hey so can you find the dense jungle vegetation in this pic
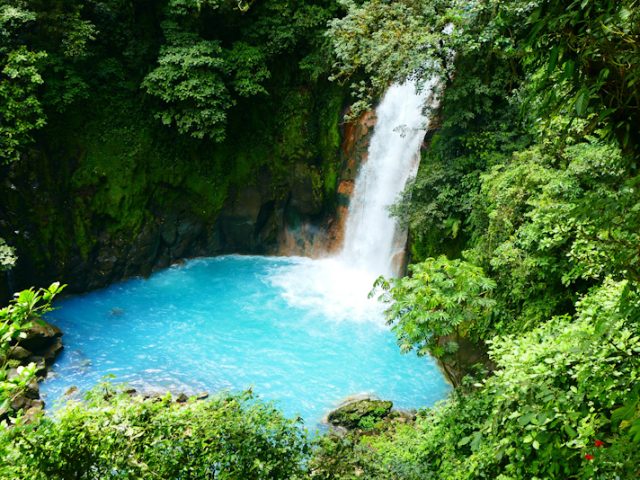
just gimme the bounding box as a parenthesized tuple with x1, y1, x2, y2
(1, 0, 639, 478)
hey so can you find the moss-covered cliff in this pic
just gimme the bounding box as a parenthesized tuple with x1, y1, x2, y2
(1, 81, 346, 292)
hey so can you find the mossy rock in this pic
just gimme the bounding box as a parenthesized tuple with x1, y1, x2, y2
(327, 399, 393, 430)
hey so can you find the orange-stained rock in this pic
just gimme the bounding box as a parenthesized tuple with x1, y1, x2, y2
(341, 110, 376, 177)
(276, 107, 377, 258)
(337, 180, 354, 197)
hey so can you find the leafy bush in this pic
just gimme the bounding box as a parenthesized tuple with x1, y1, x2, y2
(142, 35, 234, 142)
(0, 46, 47, 162)
(314, 280, 640, 479)
(373, 256, 495, 361)
(0, 386, 310, 479)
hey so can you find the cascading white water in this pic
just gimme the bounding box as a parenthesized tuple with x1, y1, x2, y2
(339, 79, 436, 277)
(270, 79, 436, 322)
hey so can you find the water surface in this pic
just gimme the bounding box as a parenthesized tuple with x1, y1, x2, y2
(42, 255, 450, 426)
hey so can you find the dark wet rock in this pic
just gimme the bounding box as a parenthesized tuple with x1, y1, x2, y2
(24, 356, 48, 378)
(24, 378, 40, 399)
(219, 187, 264, 251)
(327, 398, 393, 430)
(23, 402, 45, 422)
(388, 409, 417, 424)
(42, 337, 64, 365)
(196, 392, 209, 400)
(2, 318, 65, 424)
(64, 386, 79, 396)
(160, 215, 178, 246)
(9, 318, 64, 376)
(11, 394, 30, 412)
(8, 376, 42, 415)
(30, 399, 44, 410)
(8, 345, 32, 360)
(19, 321, 62, 352)
(172, 220, 203, 258)
(176, 393, 189, 403)
(289, 164, 323, 216)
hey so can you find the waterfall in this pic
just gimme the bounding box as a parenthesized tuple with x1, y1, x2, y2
(340, 79, 436, 277)
(270, 79, 436, 322)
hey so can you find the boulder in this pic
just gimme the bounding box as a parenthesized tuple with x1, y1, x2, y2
(8, 345, 32, 361)
(327, 398, 393, 430)
(42, 337, 64, 365)
(64, 386, 79, 396)
(219, 186, 265, 251)
(20, 321, 62, 352)
(175, 393, 189, 403)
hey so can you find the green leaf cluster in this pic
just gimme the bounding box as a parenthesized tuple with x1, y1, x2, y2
(0, 385, 309, 479)
(0, 46, 46, 163)
(374, 256, 495, 360)
(329, 1, 640, 478)
(0, 238, 16, 271)
(142, 35, 235, 142)
(142, 0, 339, 141)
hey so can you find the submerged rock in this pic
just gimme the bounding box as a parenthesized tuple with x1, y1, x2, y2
(64, 386, 79, 396)
(42, 337, 63, 365)
(327, 398, 393, 430)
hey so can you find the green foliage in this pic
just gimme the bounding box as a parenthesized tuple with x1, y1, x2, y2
(330, 0, 640, 150)
(0, 238, 16, 271)
(226, 42, 270, 97)
(330, 2, 640, 479)
(519, 0, 640, 151)
(0, 385, 309, 479)
(315, 280, 640, 479)
(142, 35, 234, 141)
(0, 46, 46, 162)
(167, 0, 235, 16)
(143, 0, 339, 140)
(2, 1, 638, 479)
(467, 140, 640, 333)
(373, 256, 495, 360)
(0, 283, 63, 420)
(328, 0, 454, 116)
(0, 3, 35, 42)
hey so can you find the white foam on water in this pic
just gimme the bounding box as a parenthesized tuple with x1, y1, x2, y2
(268, 257, 385, 324)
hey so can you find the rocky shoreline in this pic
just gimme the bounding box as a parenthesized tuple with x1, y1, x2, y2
(2, 319, 63, 423)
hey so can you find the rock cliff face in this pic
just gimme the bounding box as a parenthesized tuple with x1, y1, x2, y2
(325, 109, 377, 253)
(0, 89, 378, 298)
